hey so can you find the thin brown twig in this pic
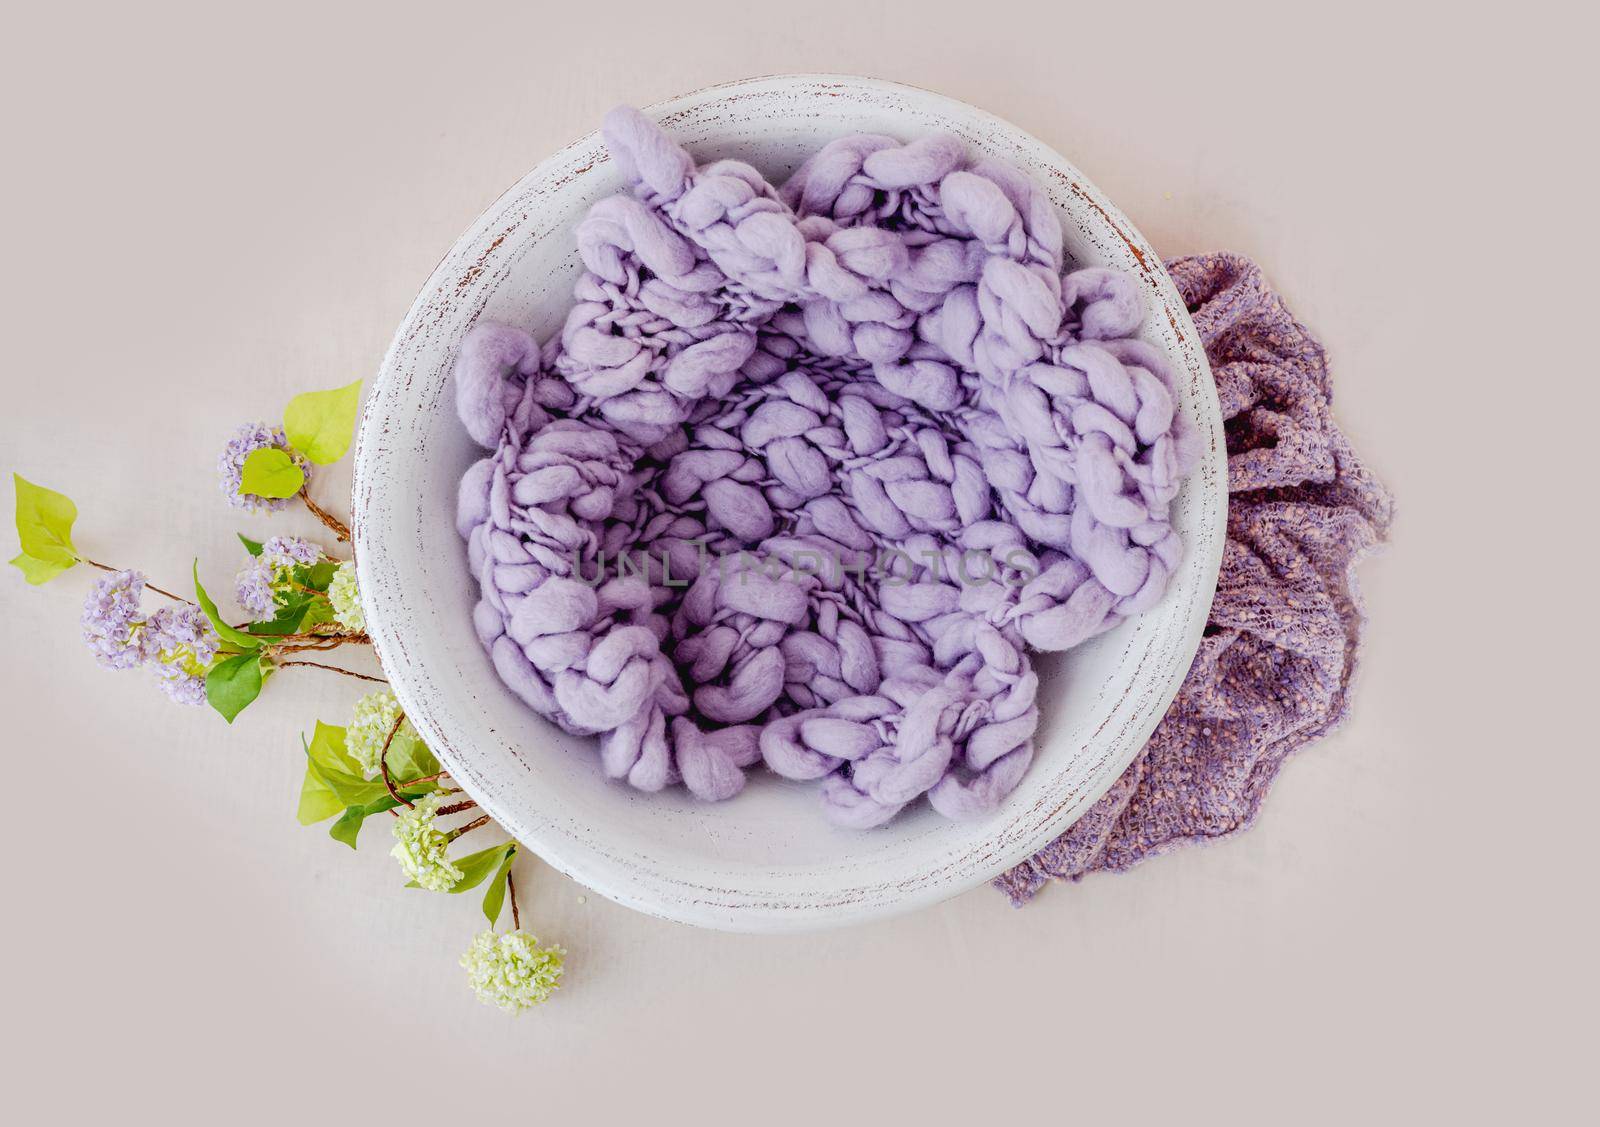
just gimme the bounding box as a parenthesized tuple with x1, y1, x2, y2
(79, 558, 192, 604)
(274, 640, 342, 654)
(276, 659, 386, 683)
(436, 798, 480, 818)
(448, 814, 491, 840)
(508, 869, 521, 931)
(379, 711, 411, 807)
(271, 635, 366, 655)
(267, 630, 370, 646)
(299, 488, 351, 542)
(228, 628, 368, 649)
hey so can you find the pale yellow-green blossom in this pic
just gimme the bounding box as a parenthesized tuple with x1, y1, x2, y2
(461, 929, 566, 1013)
(390, 792, 462, 892)
(349, 689, 413, 778)
(328, 559, 365, 633)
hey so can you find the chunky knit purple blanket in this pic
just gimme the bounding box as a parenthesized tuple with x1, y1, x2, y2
(454, 108, 1199, 828)
(998, 253, 1393, 901)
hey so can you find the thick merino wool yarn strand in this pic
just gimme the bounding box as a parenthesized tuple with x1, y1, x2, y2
(455, 108, 1199, 827)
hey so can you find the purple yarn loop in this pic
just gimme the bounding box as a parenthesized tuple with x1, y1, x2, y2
(454, 107, 1199, 827)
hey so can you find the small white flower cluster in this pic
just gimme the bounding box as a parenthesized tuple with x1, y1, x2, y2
(348, 689, 411, 778)
(460, 929, 566, 1013)
(389, 792, 463, 893)
(328, 560, 365, 633)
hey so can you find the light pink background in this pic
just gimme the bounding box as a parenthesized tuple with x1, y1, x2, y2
(0, 2, 1589, 1123)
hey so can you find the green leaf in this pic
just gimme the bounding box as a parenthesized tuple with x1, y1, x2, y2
(481, 845, 518, 925)
(304, 722, 439, 811)
(237, 533, 264, 557)
(305, 722, 360, 775)
(10, 474, 79, 584)
(239, 447, 305, 500)
(283, 379, 363, 465)
(297, 599, 336, 633)
(11, 474, 78, 561)
(299, 559, 337, 592)
(245, 593, 313, 636)
(328, 806, 369, 848)
(206, 652, 264, 723)
(327, 794, 413, 849)
(10, 552, 71, 584)
(384, 727, 441, 788)
(308, 761, 388, 808)
(443, 842, 515, 895)
(192, 561, 262, 650)
(296, 759, 345, 825)
(299, 725, 437, 846)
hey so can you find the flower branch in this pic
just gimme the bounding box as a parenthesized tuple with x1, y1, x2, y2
(299, 487, 351, 542)
(12, 377, 566, 1013)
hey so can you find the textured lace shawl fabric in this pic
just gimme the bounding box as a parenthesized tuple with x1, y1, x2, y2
(997, 254, 1394, 902)
(453, 108, 1199, 829)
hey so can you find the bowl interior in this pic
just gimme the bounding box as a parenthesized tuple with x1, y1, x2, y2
(353, 75, 1225, 931)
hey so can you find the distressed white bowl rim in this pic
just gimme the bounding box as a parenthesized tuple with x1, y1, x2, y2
(353, 74, 1225, 933)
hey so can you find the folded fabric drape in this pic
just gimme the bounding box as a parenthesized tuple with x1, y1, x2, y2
(998, 253, 1393, 902)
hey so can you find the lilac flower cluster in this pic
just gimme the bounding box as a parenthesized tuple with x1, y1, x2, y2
(235, 536, 325, 620)
(81, 568, 149, 669)
(144, 604, 222, 706)
(80, 568, 220, 705)
(217, 422, 309, 513)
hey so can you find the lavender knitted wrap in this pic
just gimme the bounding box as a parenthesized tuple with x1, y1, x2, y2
(454, 108, 1198, 828)
(1000, 254, 1394, 898)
